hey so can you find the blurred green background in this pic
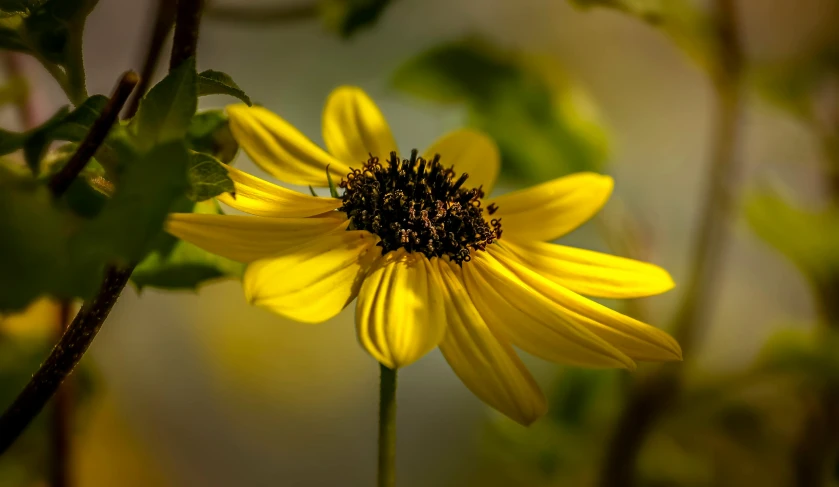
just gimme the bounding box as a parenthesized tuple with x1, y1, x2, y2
(1, 0, 838, 485)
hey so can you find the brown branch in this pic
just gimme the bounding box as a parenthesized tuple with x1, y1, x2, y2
(598, 0, 746, 485)
(0, 268, 133, 454)
(50, 302, 73, 487)
(204, 1, 318, 24)
(124, 0, 177, 119)
(170, 0, 205, 71)
(47, 71, 139, 197)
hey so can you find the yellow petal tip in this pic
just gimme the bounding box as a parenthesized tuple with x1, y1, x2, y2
(225, 103, 250, 116)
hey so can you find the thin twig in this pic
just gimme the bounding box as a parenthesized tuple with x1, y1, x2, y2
(48, 71, 139, 197)
(50, 302, 72, 487)
(598, 0, 745, 485)
(0, 268, 133, 454)
(125, 0, 177, 119)
(204, 1, 318, 24)
(0, 0, 206, 455)
(170, 0, 205, 71)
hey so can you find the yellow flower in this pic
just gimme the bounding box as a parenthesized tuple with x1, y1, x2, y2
(167, 86, 681, 425)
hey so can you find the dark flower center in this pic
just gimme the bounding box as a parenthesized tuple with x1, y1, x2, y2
(338, 149, 502, 264)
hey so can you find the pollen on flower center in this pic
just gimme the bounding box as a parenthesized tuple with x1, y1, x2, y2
(338, 149, 502, 264)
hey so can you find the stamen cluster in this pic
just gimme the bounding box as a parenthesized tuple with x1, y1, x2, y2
(338, 150, 502, 264)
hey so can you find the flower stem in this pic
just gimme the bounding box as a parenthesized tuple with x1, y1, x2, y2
(378, 363, 397, 487)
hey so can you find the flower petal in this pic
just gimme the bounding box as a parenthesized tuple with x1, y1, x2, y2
(423, 129, 500, 195)
(488, 245, 682, 362)
(462, 251, 636, 370)
(356, 249, 447, 369)
(244, 230, 379, 324)
(501, 240, 675, 298)
(166, 212, 348, 263)
(436, 259, 547, 426)
(322, 86, 398, 165)
(217, 164, 343, 217)
(492, 173, 613, 242)
(227, 104, 351, 186)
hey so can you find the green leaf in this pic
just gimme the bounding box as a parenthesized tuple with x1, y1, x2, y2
(187, 152, 234, 202)
(197, 70, 252, 106)
(757, 328, 839, 386)
(186, 110, 239, 163)
(743, 190, 839, 283)
(21, 105, 70, 173)
(26, 96, 107, 173)
(48, 94, 107, 140)
(75, 141, 190, 265)
(132, 199, 244, 290)
(0, 96, 106, 174)
(0, 127, 27, 154)
(320, 0, 393, 37)
(750, 46, 839, 121)
(392, 38, 610, 182)
(132, 57, 198, 148)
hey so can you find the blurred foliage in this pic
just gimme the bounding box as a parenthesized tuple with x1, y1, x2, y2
(0, 300, 169, 486)
(757, 328, 839, 387)
(744, 189, 839, 286)
(321, 0, 393, 38)
(0, 0, 98, 103)
(0, 94, 107, 174)
(751, 45, 839, 122)
(567, 0, 719, 74)
(392, 37, 609, 183)
(0, 54, 251, 310)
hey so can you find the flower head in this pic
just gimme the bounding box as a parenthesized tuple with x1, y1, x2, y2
(167, 86, 681, 425)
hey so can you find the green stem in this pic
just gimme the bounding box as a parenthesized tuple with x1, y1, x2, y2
(64, 31, 88, 105)
(377, 364, 397, 487)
